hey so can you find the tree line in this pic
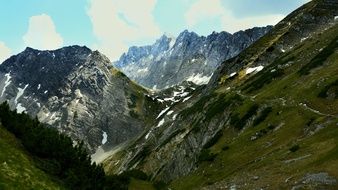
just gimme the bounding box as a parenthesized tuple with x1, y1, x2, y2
(0, 102, 132, 190)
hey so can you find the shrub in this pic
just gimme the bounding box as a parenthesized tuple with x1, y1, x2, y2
(121, 169, 149, 181)
(153, 180, 167, 190)
(253, 107, 273, 126)
(222, 145, 230, 151)
(289, 145, 300, 152)
(231, 104, 259, 130)
(318, 79, 338, 99)
(198, 149, 217, 162)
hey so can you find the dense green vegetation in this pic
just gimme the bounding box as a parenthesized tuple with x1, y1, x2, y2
(0, 102, 154, 190)
(230, 104, 259, 130)
(0, 125, 64, 189)
(318, 79, 338, 98)
(198, 149, 217, 162)
(0, 102, 105, 189)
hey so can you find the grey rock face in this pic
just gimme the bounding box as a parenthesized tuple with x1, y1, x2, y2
(0, 46, 150, 153)
(114, 27, 272, 89)
(105, 0, 338, 184)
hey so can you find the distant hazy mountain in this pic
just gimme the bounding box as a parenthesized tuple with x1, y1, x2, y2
(114, 27, 272, 89)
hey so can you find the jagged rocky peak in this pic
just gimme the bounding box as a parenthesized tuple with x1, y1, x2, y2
(175, 29, 200, 42)
(0, 45, 155, 154)
(114, 26, 272, 89)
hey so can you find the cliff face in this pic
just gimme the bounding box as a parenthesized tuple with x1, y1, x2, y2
(114, 27, 272, 89)
(0, 46, 157, 153)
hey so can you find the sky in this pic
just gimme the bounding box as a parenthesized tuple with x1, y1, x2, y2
(0, 0, 310, 62)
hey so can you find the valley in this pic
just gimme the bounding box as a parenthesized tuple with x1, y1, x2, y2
(0, 0, 337, 189)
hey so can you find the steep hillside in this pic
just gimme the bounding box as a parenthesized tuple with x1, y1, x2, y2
(0, 125, 64, 189)
(114, 27, 271, 89)
(104, 0, 338, 189)
(0, 46, 159, 153)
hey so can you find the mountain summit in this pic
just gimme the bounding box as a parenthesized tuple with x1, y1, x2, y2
(0, 46, 157, 153)
(114, 27, 272, 89)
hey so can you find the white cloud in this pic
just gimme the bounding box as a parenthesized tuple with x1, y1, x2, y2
(23, 14, 63, 50)
(87, 0, 161, 61)
(0, 41, 11, 64)
(221, 13, 285, 33)
(185, 0, 286, 34)
(185, 0, 224, 27)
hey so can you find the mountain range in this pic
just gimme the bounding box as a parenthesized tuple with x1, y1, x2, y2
(114, 27, 271, 89)
(0, 0, 337, 189)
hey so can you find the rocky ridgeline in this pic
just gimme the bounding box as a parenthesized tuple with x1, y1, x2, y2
(0, 46, 154, 153)
(114, 27, 272, 89)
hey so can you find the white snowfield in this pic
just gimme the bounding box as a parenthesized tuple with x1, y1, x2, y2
(14, 84, 29, 104)
(1, 73, 11, 97)
(246, 66, 264, 74)
(102, 131, 108, 145)
(186, 73, 212, 85)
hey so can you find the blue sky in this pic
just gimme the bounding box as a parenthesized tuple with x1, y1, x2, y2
(0, 0, 310, 62)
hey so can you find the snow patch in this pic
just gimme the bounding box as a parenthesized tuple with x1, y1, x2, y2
(246, 66, 264, 74)
(1, 73, 12, 97)
(14, 84, 29, 104)
(230, 72, 237, 77)
(182, 96, 192, 102)
(156, 118, 165, 128)
(145, 130, 152, 139)
(186, 73, 212, 85)
(44, 90, 48, 94)
(157, 99, 164, 103)
(16, 103, 26, 113)
(334, 16, 338, 20)
(167, 110, 174, 115)
(37, 84, 41, 90)
(137, 68, 148, 74)
(157, 107, 170, 119)
(172, 114, 178, 120)
(164, 97, 177, 102)
(102, 131, 108, 145)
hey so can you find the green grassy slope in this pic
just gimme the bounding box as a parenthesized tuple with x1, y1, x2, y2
(0, 126, 64, 190)
(170, 20, 338, 190)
